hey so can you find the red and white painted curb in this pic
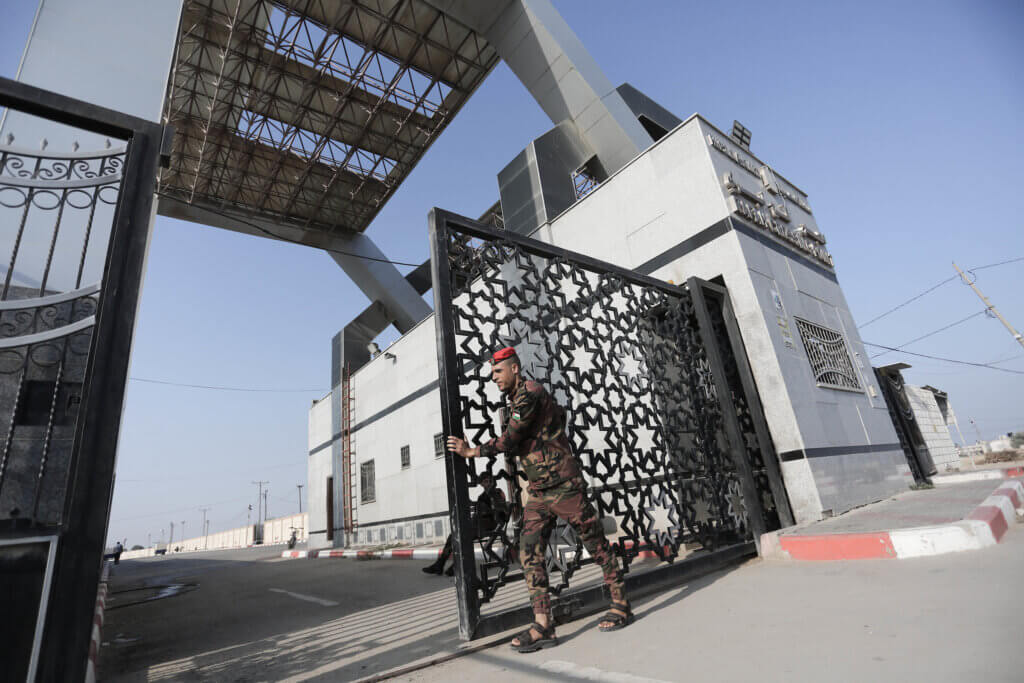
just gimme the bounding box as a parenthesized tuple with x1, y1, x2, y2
(762, 479, 1024, 561)
(84, 563, 110, 683)
(282, 540, 667, 561)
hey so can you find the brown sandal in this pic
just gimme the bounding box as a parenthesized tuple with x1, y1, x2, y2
(511, 621, 558, 653)
(597, 600, 634, 631)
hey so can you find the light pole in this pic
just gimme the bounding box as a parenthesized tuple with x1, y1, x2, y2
(297, 484, 304, 514)
(199, 507, 210, 549)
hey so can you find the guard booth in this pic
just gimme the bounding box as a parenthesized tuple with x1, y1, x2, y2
(429, 209, 792, 639)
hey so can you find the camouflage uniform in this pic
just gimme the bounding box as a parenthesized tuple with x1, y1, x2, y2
(480, 379, 625, 618)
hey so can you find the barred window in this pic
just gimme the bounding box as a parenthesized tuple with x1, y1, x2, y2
(794, 318, 862, 392)
(400, 445, 410, 469)
(360, 460, 375, 503)
(434, 433, 445, 458)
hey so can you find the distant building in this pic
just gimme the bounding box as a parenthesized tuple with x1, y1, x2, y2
(985, 435, 1015, 454)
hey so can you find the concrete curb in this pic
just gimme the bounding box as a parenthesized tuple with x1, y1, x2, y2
(761, 479, 1024, 561)
(84, 562, 110, 683)
(282, 541, 666, 561)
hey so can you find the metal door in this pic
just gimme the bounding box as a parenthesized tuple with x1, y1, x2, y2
(0, 76, 168, 681)
(428, 209, 788, 639)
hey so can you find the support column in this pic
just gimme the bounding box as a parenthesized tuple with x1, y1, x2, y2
(426, 0, 651, 173)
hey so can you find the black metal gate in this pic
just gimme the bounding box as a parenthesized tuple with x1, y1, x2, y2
(428, 209, 790, 639)
(0, 76, 168, 681)
(874, 365, 935, 484)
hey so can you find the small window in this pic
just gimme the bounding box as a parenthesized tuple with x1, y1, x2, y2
(400, 445, 410, 469)
(434, 433, 445, 458)
(794, 318, 862, 392)
(360, 460, 375, 503)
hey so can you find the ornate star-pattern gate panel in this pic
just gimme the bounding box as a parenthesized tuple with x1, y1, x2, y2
(429, 209, 788, 639)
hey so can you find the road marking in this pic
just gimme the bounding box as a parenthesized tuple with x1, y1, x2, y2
(268, 588, 338, 607)
(540, 660, 673, 683)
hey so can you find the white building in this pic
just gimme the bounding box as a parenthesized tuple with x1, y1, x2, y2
(308, 110, 916, 548)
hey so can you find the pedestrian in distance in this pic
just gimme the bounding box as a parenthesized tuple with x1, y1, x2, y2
(447, 346, 633, 653)
(113, 541, 123, 565)
(423, 471, 509, 576)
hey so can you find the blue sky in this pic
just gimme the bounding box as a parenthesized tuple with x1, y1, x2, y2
(3, 1, 1022, 546)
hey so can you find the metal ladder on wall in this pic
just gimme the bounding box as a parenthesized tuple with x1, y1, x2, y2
(341, 363, 358, 544)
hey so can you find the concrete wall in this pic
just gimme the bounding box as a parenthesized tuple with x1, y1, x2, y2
(904, 386, 960, 472)
(160, 524, 258, 554)
(533, 115, 909, 521)
(348, 318, 448, 544)
(262, 513, 308, 545)
(307, 393, 333, 549)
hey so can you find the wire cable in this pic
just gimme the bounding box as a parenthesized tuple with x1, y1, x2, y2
(870, 310, 987, 359)
(859, 276, 957, 328)
(129, 376, 326, 393)
(860, 255, 1023, 328)
(862, 342, 1024, 375)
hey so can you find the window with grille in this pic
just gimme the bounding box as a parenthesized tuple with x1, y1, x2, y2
(360, 460, 375, 503)
(794, 318, 863, 392)
(400, 445, 410, 469)
(434, 433, 444, 458)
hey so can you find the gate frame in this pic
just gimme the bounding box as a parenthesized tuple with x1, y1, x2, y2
(0, 76, 170, 681)
(428, 208, 789, 639)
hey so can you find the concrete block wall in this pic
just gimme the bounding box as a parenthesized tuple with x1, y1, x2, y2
(904, 386, 960, 472)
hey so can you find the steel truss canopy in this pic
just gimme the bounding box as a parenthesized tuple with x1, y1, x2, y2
(159, 0, 500, 238)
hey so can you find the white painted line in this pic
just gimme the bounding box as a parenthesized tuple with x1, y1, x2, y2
(268, 588, 338, 607)
(540, 660, 674, 683)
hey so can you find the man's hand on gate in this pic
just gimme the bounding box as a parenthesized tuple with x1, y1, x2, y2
(447, 435, 477, 458)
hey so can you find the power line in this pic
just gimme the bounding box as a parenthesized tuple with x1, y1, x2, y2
(129, 376, 325, 393)
(155, 191, 424, 268)
(863, 342, 1024, 375)
(110, 496, 252, 523)
(859, 276, 956, 328)
(860, 255, 1024, 328)
(870, 310, 987, 359)
(968, 255, 1024, 272)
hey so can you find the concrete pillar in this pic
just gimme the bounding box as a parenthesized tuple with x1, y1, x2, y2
(425, 0, 651, 174)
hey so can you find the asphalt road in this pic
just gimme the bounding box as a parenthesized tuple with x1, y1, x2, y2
(100, 545, 466, 681)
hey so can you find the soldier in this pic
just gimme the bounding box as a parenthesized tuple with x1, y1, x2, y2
(447, 346, 633, 653)
(423, 471, 508, 576)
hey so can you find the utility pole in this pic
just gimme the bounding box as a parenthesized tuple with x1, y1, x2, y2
(953, 262, 1024, 349)
(181, 520, 186, 547)
(169, 521, 174, 546)
(252, 481, 268, 525)
(263, 489, 269, 523)
(297, 484, 304, 514)
(199, 507, 210, 549)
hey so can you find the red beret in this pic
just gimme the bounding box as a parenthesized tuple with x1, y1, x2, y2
(490, 346, 518, 363)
